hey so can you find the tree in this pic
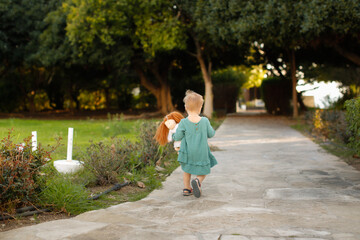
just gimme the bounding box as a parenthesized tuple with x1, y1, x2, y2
(63, 0, 187, 114)
(230, 0, 315, 117)
(0, 0, 59, 112)
(298, 0, 360, 66)
(38, 0, 135, 111)
(176, 0, 249, 118)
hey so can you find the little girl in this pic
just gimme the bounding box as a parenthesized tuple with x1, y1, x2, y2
(170, 90, 217, 198)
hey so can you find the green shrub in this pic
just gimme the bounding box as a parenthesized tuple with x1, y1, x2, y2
(320, 110, 349, 143)
(70, 167, 97, 187)
(0, 131, 59, 211)
(261, 77, 292, 115)
(79, 121, 175, 187)
(212, 67, 247, 114)
(40, 176, 93, 215)
(305, 109, 349, 143)
(137, 121, 168, 166)
(80, 138, 137, 186)
(345, 98, 360, 155)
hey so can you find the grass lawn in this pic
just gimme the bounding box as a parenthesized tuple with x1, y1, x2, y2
(0, 118, 149, 160)
(0, 116, 224, 160)
(0, 116, 225, 232)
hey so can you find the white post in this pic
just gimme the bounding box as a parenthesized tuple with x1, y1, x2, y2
(66, 128, 73, 162)
(32, 131, 37, 152)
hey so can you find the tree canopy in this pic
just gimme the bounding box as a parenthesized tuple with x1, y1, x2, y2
(0, 0, 359, 115)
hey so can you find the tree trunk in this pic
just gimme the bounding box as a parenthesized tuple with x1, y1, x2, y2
(28, 92, 36, 114)
(104, 88, 111, 111)
(135, 67, 174, 115)
(289, 49, 298, 118)
(159, 83, 174, 114)
(69, 86, 80, 112)
(194, 38, 213, 118)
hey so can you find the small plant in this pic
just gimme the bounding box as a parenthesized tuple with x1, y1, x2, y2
(137, 121, 173, 166)
(79, 138, 137, 186)
(40, 175, 93, 215)
(79, 121, 175, 187)
(312, 109, 330, 139)
(143, 166, 162, 190)
(306, 109, 349, 143)
(345, 98, 360, 156)
(0, 130, 59, 212)
(320, 110, 349, 143)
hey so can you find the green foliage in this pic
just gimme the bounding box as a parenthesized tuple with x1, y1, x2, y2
(0, 131, 59, 211)
(345, 98, 360, 155)
(123, 121, 175, 177)
(0, 0, 61, 112)
(0, 78, 23, 112)
(212, 66, 247, 113)
(143, 166, 162, 190)
(212, 67, 247, 87)
(292, 111, 356, 166)
(137, 121, 167, 166)
(0, 118, 139, 161)
(63, 0, 186, 57)
(103, 114, 131, 137)
(80, 138, 136, 186)
(79, 121, 175, 186)
(1, 0, 360, 116)
(261, 77, 292, 115)
(307, 109, 349, 143)
(69, 166, 97, 187)
(40, 175, 93, 215)
(298, 0, 360, 37)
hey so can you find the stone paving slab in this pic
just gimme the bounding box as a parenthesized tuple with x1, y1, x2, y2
(1, 115, 360, 240)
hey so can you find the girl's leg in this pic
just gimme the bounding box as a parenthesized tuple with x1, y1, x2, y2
(183, 172, 191, 189)
(196, 175, 206, 184)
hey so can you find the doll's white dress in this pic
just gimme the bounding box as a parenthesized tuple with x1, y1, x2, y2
(168, 124, 181, 149)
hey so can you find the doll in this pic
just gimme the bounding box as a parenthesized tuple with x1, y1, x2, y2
(154, 111, 184, 151)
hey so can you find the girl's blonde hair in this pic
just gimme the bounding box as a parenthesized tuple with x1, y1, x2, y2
(183, 90, 204, 112)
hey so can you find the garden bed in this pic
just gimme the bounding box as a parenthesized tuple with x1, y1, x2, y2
(0, 116, 224, 232)
(0, 184, 151, 232)
(291, 107, 360, 172)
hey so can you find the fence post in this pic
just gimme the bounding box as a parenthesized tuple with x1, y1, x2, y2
(32, 131, 37, 152)
(66, 128, 73, 162)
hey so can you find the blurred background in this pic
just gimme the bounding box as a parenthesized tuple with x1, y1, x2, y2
(0, 0, 359, 118)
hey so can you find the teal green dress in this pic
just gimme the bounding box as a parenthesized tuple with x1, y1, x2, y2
(172, 117, 217, 175)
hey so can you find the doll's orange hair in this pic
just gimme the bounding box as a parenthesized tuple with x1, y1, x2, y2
(154, 111, 184, 146)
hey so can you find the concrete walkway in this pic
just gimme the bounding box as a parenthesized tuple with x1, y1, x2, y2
(2, 116, 360, 240)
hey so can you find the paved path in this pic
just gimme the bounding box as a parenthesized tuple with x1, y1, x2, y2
(2, 116, 360, 240)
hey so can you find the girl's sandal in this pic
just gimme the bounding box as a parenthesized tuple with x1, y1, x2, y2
(191, 178, 201, 198)
(183, 188, 193, 196)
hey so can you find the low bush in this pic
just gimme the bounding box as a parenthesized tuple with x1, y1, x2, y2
(212, 67, 247, 113)
(0, 131, 59, 212)
(261, 77, 292, 115)
(80, 138, 136, 186)
(306, 109, 349, 143)
(345, 98, 360, 155)
(80, 121, 175, 186)
(40, 176, 94, 215)
(137, 121, 171, 166)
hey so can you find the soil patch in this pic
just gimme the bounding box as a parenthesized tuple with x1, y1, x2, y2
(0, 184, 146, 232)
(1, 212, 70, 232)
